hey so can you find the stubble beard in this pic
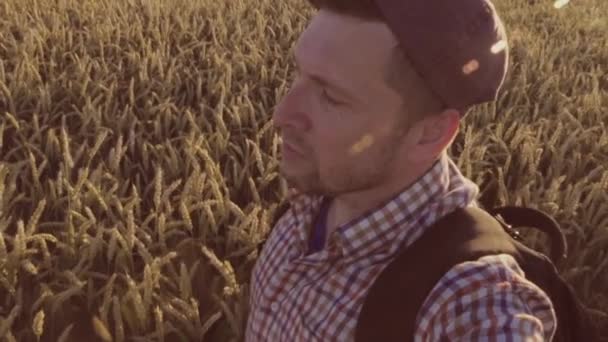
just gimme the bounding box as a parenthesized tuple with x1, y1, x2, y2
(280, 130, 406, 198)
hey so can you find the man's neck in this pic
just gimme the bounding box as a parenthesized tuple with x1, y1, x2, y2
(325, 160, 435, 238)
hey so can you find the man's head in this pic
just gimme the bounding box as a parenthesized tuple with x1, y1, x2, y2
(273, 0, 507, 197)
(272, 3, 461, 197)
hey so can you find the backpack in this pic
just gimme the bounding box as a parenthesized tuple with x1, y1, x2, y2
(259, 203, 600, 342)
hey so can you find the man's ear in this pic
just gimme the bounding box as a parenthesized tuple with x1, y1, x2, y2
(408, 109, 460, 163)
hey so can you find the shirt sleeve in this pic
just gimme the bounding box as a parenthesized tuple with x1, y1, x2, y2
(414, 254, 558, 341)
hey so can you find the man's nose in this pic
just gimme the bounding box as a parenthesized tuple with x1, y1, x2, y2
(272, 84, 312, 133)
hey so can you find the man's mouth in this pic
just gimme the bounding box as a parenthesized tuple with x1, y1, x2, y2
(282, 138, 304, 155)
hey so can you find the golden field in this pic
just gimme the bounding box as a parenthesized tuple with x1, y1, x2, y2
(0, 0, 606, 340)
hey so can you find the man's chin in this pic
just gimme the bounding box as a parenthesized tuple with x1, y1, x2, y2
(281, 173, 302, 191)
(278, 162, 326, 193)
(283, 175, 330, 197)
(280, 171, 306, 192)
(279, 160, 304, 180)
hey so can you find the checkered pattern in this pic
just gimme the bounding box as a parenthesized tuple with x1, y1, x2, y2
(245, 153, 557, 341)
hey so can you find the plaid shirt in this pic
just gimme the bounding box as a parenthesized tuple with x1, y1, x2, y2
(245, 153, 557, 341)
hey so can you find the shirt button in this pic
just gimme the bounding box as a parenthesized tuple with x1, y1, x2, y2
(271, 303, 279, 312)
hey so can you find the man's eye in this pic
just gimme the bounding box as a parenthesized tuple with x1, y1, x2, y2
(322, 89, 341, 105)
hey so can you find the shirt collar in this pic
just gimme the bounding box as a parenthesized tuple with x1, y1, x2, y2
(286, 152, 479, 258)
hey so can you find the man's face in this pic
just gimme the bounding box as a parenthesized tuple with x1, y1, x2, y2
(272, 9, 419, 197)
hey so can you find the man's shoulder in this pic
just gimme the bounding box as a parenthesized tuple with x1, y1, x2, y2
(418, 254, 557, 338)
(429, 253, 554, 303)
(416, 253, 557, 339)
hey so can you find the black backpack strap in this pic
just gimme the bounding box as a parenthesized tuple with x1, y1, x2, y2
(488, 206, 567, 263)
(355, 206, 518, 342)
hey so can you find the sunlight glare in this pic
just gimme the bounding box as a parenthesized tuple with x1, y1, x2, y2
(349, 133, 374, 155)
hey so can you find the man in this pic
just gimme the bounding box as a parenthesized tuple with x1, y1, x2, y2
(246, 0, 557, 340)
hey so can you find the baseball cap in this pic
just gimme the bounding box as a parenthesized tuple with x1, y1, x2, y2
(373, 0, 510, 114)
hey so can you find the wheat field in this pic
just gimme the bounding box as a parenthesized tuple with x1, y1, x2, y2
(0, 0, 606, 340)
